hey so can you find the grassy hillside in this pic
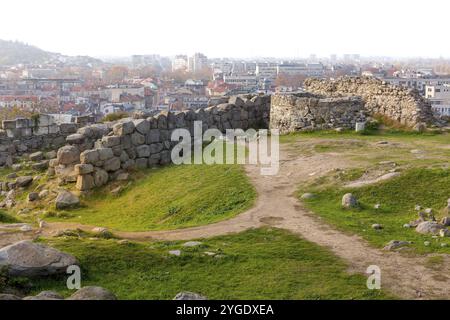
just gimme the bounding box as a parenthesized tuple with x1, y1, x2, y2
(46, 163, 256, 231)
(301, 168, 450, 254)
(28, 228, 392, 299)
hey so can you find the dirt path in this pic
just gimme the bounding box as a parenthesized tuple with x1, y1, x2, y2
(37, 142, 450, 299)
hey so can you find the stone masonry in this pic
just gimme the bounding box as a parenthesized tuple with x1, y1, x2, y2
(304, 76, 438, 127)
(0, 115, 95, 167)
(50, 94, 271, 191)
(270, 93, 366, 134)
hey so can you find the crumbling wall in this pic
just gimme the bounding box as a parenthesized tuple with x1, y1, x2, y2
(270, 93, 366, 134)
(51, 94, 271, 191)
(304, 76, 437, 127)
(0, 115, 95, 168)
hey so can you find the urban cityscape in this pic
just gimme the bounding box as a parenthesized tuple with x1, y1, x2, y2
(2, 43, 450, 126)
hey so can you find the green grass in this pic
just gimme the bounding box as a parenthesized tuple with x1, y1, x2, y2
(0, 210, 19, 223)
(28, 228, 392, 299)
(300, 168, 450, 254)
(47, 163, 256, 231)
(280, 128, 449, 144)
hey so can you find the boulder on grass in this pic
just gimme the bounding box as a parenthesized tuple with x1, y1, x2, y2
(173, 292, 207, 300)
(0, 241, 78, 277)
(55, 190, 80, 210)
(342, 193, 358, 209)
(68, 286, 117, 300)
(415, 221, 445, 235)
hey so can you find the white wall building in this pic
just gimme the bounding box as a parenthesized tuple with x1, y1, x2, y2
(425, 84, 450, 116)
(172, 55, 188, 71)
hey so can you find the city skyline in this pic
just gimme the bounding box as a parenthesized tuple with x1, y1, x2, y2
(1, 0, 450, 59)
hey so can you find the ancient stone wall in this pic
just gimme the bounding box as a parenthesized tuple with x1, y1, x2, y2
(51, 94, 270, 191)
(304, 76, 437, 127)
(270, 93, 366, 134)
(0, 115, 95, 168)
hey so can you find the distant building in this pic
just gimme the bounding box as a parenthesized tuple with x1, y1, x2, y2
(187, 53, 208, 73)
(277, 63, 324, 76)
(172, 55, 188, 71)
(0, 95, 38, 109)
(223, 74, 257, 86)
(425, 84, 450, 116)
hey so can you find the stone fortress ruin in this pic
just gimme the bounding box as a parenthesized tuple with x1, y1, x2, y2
(0, 76, 445, 194)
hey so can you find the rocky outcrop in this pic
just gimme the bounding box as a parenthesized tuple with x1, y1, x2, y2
(0, 241, 78, 277)
(303, 76, 438, 127)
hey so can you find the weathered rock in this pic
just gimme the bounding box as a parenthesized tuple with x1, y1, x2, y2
(372, 224, 383, 230)
(57, 145, 80, 165)
(134, 119, 150, 135)
(301, 193, 315, 200)
(103, 157, 121, 172)
(80, 149, 99, 164)
(384, 240, 411, 251)
(15, 176, 33, 188)
(74, 164, 94, 175)
(32, 160, 49, 171)
(27, 192, 39, 202)
(55, 190, 80, 210)
(342, 193, 358, 208)
(439, 229, 450, 237)
(68, 286, 117, 300)
(173, 292, 207, 300)
(415, 221, 445, 235)
(113, 121, 135, 136)
(29, 151, 44, 161)
(76, 174, 95, 191)
(93, 168, 109, 187)
(183, 241, 202, 247)
(66, 133, 85, 144)
(136, 145, 150, 158)
(0, 241, 78, 277)
(169, 250, 181, 256)
(97, 148, 114, 161)
(23, 291, 64, 300)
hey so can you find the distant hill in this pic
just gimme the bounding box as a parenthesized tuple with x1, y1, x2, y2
(0, 39, 103, 66)
(0, 40, 56, 65)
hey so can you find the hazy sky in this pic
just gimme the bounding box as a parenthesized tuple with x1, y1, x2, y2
(1, 0, 449, 58)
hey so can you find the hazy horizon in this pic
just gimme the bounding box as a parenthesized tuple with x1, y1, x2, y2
(1, 0, 449, 59)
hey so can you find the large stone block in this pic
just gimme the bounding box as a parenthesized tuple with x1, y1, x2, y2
(76, 174, 95, 191)
(103, 157, 121, 172)
(57, 145, 80, 165)
(136, 145, 150, 158)
(80, 149, 99, 164)
(97, 148, 114, 161)
(131, 132, 145, 145)
(113, 120, 135, 136)
(146, 129, 160, 144)
(134, 119, 150, 135)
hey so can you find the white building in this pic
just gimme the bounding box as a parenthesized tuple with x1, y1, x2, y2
(425, 84, 450, 116)
(223, 74, 257, 86)
(277, 63, 324, 76)
(255, 64, 278, 80)
(188, 53, 208, 73)
(172, 55, 188, 71)
(383, 77, 450, 94)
